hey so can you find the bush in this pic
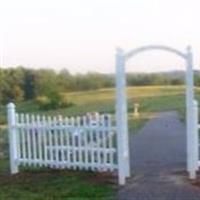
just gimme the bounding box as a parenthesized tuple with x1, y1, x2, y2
(36, 92, 74, 110)
(35, 95, 51, 110)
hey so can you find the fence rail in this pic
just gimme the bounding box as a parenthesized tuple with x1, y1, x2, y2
(7, 103, 117, 174)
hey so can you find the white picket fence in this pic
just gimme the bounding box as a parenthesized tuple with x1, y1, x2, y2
(7, 103, 117, 174)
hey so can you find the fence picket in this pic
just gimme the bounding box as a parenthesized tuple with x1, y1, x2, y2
(52, 117, 58, 168)
(20, 114, 26, 162)
(47, 116, 53, 167)
(64, 117, 70, 168)
(16, 114, 21, 165)
(107, 114, 113, 170)
(76, 116, 81, 169)
(101, 115, 107, 171)
(96, 115, 101, 170)
(88, 114, 94, 170)
(70, 117, 76, 169)
(58, 116, 65, 168)
(15, 114, 21, 160)
(42, 116, 47, 166)
(30, 115, 36, 166)
(25, 114, 31, 165)
(82, 116, 88, 170)
(35, 115, 41, 166)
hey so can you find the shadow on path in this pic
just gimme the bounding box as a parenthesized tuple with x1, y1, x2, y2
(118, 111, 200, 200)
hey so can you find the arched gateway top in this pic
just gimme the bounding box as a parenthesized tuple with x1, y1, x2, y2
(115, 44, 196, 185)
(124, 45, 189, 61)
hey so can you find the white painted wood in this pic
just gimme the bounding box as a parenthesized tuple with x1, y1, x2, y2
(115, 44, 196, 183)
(52, 116, 59, 168)
(47, 116, 53, 167)
(9, 109, 117, 176)
(193, 100, 199, 171)
(59, 116, 65, 168)
(25, 114, 31, 166)
(77, 116, 82, 169)
(121, 59, 131, 178)
(15, 113, 20, 165)
(125, 45, 187, 61)
(83, 116, 89, 170)
(36, 115, 43, 166)
(20, 114, 26, 162)
(88, 114, 94, 170)
(64, 117, 71, 168)
(96, 115, 101, 170)
(31, 115, 37, 166)
(101, 115, 106, 171)
(73, 117, 78, 168)
(108, 115, 114, 170)
(42, 115, 47, 166)
(7, 103, 19, 174)
(70, 117, 76, 169)
(15, 114, 21, 159)
(115, 48, 126, 185)
(186, 46, 195, 179)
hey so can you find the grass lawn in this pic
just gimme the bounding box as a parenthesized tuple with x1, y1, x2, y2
(0, 85, 200, 199)
(2, 85, 198, 133)
(0, 159, 116, 200)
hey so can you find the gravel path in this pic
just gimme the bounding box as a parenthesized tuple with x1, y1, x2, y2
(118, 111, 200, 200)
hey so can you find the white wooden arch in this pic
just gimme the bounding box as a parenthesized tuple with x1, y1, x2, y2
(115, 45, 198, 185)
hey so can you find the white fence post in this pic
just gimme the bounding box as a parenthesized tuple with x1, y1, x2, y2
(115, 48, 126, 185)
(7, 102, 19, 174)
(193, 100, 199, 171)
(123, 68, 131, 179)
(186, 46, 195, 179)
(118, 49, 130, 178)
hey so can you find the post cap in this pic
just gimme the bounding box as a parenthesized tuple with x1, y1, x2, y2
(116, 47, 124, 55)
(7, 102, 15, 109)
(187, 45, 192, 53)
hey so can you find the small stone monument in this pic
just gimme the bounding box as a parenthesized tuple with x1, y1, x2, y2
(133, 103, 140, 117)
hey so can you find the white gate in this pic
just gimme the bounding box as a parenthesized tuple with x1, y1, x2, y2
(115, 45, 198, 185)
(7, 104, 117, 174)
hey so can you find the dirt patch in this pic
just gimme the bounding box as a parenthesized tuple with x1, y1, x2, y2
(0, 168, 117, 187)
(87, 171, 117, 185)
(190, 173, 200, 188)
(171, 170, 200, 188)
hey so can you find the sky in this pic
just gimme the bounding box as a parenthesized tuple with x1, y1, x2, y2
(1, 0, 200, 74)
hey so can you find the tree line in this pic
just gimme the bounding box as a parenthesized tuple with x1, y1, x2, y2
(0, 67, 114, 104)
(0, 66, 200, 104)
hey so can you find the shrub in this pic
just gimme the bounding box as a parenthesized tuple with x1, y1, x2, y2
(35, 95, 51, 110)
(36, 92, 74, 110)
(48, 91, 61, 109)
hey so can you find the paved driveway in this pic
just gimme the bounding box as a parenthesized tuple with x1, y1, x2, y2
(118, 111, 200, 200)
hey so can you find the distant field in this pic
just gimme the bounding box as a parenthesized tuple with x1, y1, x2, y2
(1, 85, 200, 133)
(1, 85, 200, 199)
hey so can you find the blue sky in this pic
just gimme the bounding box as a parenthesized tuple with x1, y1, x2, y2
(1, 0, 200, 73)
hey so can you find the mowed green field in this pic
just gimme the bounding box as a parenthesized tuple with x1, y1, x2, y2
(0, 85, 200, 199)
(5, 85, 200, 132)
(0, 86, 190, 123)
